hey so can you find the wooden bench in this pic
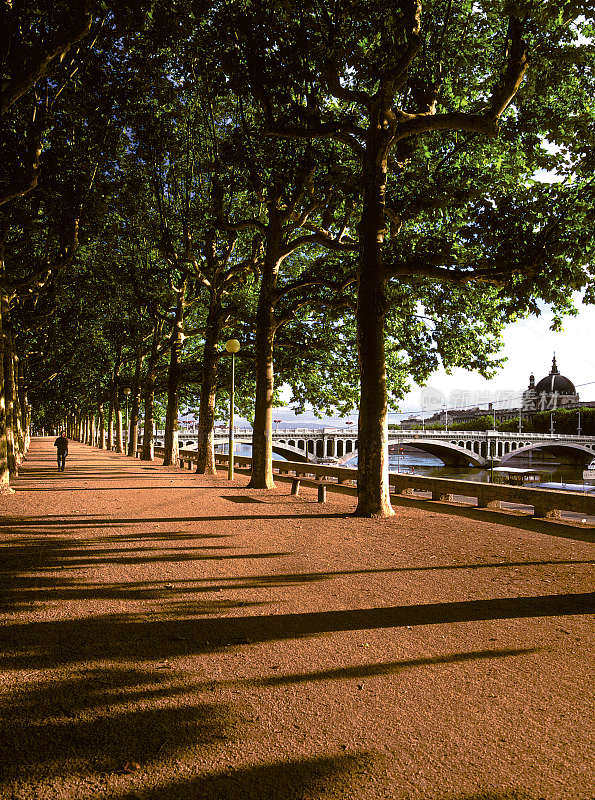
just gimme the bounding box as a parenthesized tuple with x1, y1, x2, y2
(291, 477, 330, 503)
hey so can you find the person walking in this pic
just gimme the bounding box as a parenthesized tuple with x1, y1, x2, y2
(54, 431, 69, 471)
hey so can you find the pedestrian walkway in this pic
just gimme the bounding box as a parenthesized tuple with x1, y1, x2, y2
(0, 437, 593, 799)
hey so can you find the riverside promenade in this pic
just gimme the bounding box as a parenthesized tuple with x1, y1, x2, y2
(0, 438, 593, 800)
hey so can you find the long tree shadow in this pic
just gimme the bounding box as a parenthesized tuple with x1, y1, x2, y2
(0, 592, 591, 669)
(0, 513, 351, 530)
(3, 512, 593, 546)
(0, 537, 284, 613)
(113, 753, 380, 799)
(447, 792, 536, 800)
(227, 647, 540, 688)
(0, 668, 242, 790)
(1, 533, 592, 614)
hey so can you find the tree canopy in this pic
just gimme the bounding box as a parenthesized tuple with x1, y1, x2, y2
(1, 0, 593, 514)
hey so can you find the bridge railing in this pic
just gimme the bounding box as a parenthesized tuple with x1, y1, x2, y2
(391, 430, 595, 441)
(131, 444, 595, 521)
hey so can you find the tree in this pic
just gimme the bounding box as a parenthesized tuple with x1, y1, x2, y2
(226, 0, 595, 515)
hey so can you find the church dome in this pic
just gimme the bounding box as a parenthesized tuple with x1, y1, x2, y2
(534, 356, 576, 396)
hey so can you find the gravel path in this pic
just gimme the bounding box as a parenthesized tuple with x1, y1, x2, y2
(0, 438, 593, 800)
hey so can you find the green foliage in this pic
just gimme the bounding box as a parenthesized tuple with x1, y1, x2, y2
(4, 0, 595, 439)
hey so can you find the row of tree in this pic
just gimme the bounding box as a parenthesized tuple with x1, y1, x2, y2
(1, 1, 594, 513)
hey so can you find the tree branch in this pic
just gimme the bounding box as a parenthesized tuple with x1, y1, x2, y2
(266, 124, 365, 159)
(324, 58, 370, 108)
(394, 112, 498, 142)
(392, 15, 528, 144)
(280, 229, 358, 259)
(0, 5, 93, 114)
(0, 140, 41, 206)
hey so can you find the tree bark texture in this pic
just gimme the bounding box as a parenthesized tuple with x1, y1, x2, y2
(115, 404, 123, 453)
(195, 299, 221, 475)
(18, 365, 29, 454)
(0, 297, 9, 487)
(127, 349, 143, 457)
(248, 217, 281, 490)
(141, 376, 156, 461)
(141, 321, 161, 461)
(163, 291, 184, 467)
(354, 128, 394, 517)
(98, 403, 105, 449)
(106, 399, 113, 450)
(2, 299, 18, 476)
(12, 347, 24, 460)
(112, 354, 123, 453)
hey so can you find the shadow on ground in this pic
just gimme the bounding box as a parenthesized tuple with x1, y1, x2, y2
(0, 592, 591, 669)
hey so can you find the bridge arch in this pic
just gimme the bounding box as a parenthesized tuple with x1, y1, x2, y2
(212, 438, 309, 463)
(500, 442, 595, 465)
(340, 439, 484, 467)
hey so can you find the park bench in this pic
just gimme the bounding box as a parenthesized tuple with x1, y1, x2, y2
(291, 476, 331, 502)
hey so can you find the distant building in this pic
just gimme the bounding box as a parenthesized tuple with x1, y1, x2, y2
(402, 355, 586, 429)
(522, 355, 580, 412)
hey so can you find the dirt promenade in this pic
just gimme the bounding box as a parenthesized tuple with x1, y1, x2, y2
(0, 437, 593, 800)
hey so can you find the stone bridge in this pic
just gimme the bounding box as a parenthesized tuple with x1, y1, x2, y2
(142, 428, 595, 467)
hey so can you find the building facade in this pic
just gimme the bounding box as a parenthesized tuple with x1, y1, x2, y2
(522, 356, 580, 412)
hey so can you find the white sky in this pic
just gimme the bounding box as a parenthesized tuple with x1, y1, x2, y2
(266, 295, 595, 426)
(399, 296, 595, 417)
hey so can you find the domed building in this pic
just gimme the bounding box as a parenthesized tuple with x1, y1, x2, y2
(522, 356, 579, 411)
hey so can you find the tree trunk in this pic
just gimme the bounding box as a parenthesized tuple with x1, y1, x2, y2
(2, 299, 18, 476)
(18, 364, 29, 454)
(195, 299, 221, 475)
(163, 289, 184, 467)
(141, 321, 161, 461)
(115, 402, 123, 452)
(111, 352, 123, 453)
(98, 403, 105, 448)
(141, 381, 155, 460)
(128, 348, 143, 457)
(354, 132, 394, 517)
(248, 215, 281, 489)
(106, 397, 113, 450)
(90, 414, 96, 447)
(12, 347, 24, 461)
(0, 296, 10, 489)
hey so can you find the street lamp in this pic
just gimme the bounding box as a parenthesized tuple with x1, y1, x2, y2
(124, 387, 131, 452)
(225, 339, 240, 480)
(274, 418, 282, 432)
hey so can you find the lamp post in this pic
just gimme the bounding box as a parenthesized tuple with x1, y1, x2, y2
(274, 418, 282, 432)
(124, 387, 131, 452)
(225, 339, 240, 480)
